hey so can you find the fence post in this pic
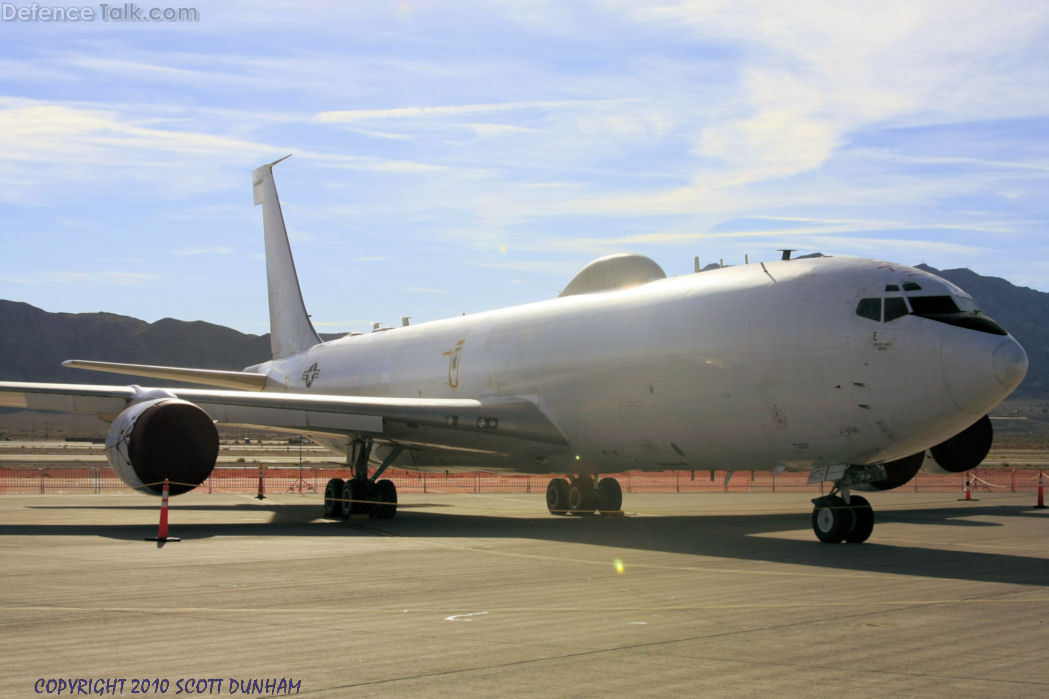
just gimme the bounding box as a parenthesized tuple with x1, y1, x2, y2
(675, 471, 680, 493)
(40, 468, 45, 494)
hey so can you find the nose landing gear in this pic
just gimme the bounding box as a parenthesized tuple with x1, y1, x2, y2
(812, 492, 874, 543)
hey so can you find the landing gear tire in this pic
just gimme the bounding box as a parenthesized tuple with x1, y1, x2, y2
(373, 479, 398, 520)
(341, 479, 366, 518)
(596, 477, 623, 514)
(812, 495, 849, 543)
(843, 495, 874, 544)
(546, 478, 570, 515)
(568, 476, 596, 515)
(323, 478, 344, 518)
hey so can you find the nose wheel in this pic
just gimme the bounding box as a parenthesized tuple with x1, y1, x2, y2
(812, 493, 874, 543)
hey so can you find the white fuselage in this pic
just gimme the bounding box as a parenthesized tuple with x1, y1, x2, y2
(253, 256, 1026, 475)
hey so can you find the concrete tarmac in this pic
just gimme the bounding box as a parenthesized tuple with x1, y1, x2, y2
(1, 491, 1047, 697)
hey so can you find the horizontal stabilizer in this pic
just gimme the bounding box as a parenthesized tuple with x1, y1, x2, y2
(62, 360, 269, 391)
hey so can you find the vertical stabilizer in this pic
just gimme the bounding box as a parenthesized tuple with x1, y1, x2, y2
(252, 156, 321, 359)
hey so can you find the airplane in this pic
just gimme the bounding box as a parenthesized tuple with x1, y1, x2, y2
(0, 157, 1029, 543)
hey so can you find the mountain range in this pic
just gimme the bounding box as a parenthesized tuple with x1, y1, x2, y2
(0, 263, 1045, 398)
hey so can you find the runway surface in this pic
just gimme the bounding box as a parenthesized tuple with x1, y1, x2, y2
(1, 491, 1047, 696)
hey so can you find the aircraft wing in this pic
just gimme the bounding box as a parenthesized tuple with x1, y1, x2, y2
(0, 381, 569, 454)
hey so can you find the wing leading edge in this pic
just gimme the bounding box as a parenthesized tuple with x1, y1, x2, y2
(0, 381, 568, 456)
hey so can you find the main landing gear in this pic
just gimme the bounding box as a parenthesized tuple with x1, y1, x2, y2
(811, 491, 874, 544)
(323, 440, 402, 520)
(546, 475, 623, 516)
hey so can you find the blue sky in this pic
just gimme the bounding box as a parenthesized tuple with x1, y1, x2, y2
(1, 1, 1048, 335)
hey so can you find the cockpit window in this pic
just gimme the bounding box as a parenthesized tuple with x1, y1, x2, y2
(908, 295, 1007, 335)
(884, 297, 908, 321)
(856, 298, 881, 321)
(909, 295, 959, 315)
(857, 290, 1008, 335)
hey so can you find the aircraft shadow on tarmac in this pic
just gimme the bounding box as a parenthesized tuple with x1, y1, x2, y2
(6, 501, 1049, 587)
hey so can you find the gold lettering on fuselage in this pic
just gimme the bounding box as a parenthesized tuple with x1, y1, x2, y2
(443, 340, 465, 388)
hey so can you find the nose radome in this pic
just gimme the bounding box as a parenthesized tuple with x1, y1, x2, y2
(993, 338, 1028, 390)
(941, 332, 1026, 415)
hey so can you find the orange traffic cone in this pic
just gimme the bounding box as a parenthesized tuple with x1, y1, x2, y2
(145, 479, 180, 542)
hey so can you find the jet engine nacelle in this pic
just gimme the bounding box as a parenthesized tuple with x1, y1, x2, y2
(929, 415, 993, 473)
(105, 395, 219, 495)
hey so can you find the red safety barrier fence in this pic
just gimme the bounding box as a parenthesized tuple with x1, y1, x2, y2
(1, 467, 1048, 496)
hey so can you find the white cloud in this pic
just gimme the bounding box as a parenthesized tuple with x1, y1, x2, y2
(173, 246, 236, 256)
(315, 99, 627, 123)
(0, 96, 491, 204)
(512, 214, 998, 257)
(854, 149, 1049, 174)
(0, 271, 162, 286)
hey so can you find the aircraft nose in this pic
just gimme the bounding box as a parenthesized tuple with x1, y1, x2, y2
(992, 336, 1028, 390)
(941, 332, 1027, 415)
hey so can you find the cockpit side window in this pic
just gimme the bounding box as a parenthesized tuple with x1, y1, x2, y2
(856, 298, 881, 321)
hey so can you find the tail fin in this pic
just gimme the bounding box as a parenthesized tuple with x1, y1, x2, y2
(252, 156, 321, 359)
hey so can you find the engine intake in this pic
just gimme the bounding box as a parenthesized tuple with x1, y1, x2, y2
(106, 397, 219, 495)
(930, 415, 992, 473)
